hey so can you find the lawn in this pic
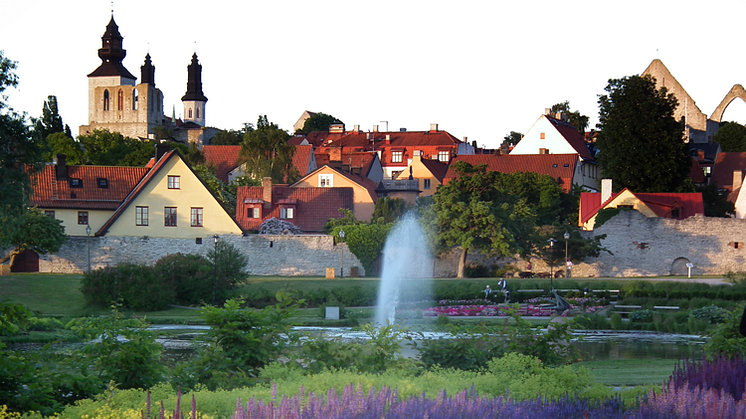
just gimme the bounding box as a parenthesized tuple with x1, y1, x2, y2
(577, 358, 679, 386)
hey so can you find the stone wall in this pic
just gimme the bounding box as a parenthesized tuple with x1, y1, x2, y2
(40, 234, 365, 277)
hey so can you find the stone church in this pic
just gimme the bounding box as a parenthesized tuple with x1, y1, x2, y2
(78, 16, 216, 146)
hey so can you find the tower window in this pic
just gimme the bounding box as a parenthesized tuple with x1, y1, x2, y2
(117, 90, 124, 110)
(103, 90, 110, 111)
(196, 107, 200, 119)
(188, 108, 193, 118)
(133, 89, 138, 110)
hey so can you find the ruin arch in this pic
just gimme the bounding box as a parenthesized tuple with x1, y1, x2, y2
(670, 257, 691, 276)
(711, 84, 746, 123)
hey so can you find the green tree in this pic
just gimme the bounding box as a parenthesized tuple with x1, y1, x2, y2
(239, 115, 298, 183)
(714, 121, 746, 152)
(211, 123, 253, 145)
(44, 132, 84, 164)
(297, 112, 343, 134)
(432, 161, 533, 278)
(596, 75, 690, 193)
(78, 129, 156, 166)
(0, 52, 46, 248)
(0, 208, 67, 267)
(501, 131, 522, 148)
(550, 100, 590, 134)
(372, 197, 409, 223)
(698, 183, 735, 217)
(32, 95, 67, 141)
(192, 164, 236, 216)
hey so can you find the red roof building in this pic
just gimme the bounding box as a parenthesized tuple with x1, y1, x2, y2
(202, 145, 242, 182)
(711, 152, 746, 191)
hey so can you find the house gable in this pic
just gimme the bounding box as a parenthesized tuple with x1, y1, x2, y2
(292, 165, 379, 221)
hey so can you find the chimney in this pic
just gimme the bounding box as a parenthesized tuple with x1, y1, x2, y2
(263, 177, 272, 209)
(155, 143, 170, 161)
(500, 143, 510, 155)
(329, 123, 344, 133)
(697, 150, 705, 160)
(330, 147, 342, 162)
(55, 154, 68, 179)
(385, 134, 391, 144)
(539, 148, 549, 154)
(545, 108, 552, 116)
(601, 179, 612, 203)
(430, 123, 438, 132)
(353, 124, 360, 132)
(734, 170, 743, 191)
(366, 132, 371, 141)
(373, 125, 379, 132)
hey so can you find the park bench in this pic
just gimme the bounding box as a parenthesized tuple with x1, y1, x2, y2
(653, 305, 680, 311)
(612, 304, 642, 316)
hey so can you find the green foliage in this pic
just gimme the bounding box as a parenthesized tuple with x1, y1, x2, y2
(703, 305, 746, 358)
(372, 197, 409, 223)
(629, 309, 654, 323)
(67, 305, 164, 389)
(572, 314, 611, 330)
(192, 164, 236, 216)
(211, 123, 253, 145)
(697, 183, 735, 217)
(323, 209, 363, 233)
(501, 131, 522, 147)
(44, 132, 83, 164)
(0, 301, 32, 337)
(207, 241, 249, 301)
(330, 223, 392, 276)
(239, 115, 298, 183)
(154, 253, 214, 305)
(81, 264, 174, 311)
(550, 101, 590, 134)
(594, 207, 627, 228)
(690, 305, 729, 324)
(714, 121, 746, 152)
(596, 74, 690, 193)
(31, 95, 65, 141)
(5, 208, 67, 260)
(297, 112, 343, 135)
(0, 51, 45, 249)
(610, 313, 624, 330)
(725, 271, 746, 285)
(77, 129, 157, 166)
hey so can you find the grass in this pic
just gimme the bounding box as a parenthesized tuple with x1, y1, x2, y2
(577, 359, 679, 386)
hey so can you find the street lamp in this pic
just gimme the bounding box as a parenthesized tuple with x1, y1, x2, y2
(547, 238, 557, 285)
(85, 224, 92, 274)
(564, 231, 570, 278)
(338, 229, 345, 278)
(212, 235, 219, 305)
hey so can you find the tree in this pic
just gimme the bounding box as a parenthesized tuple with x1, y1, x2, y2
(211, 123, 253, 145)
(77, 129, 156, 166)
(432, 161, 534, 278)
(501, 131, 522, 148)
(0, 208, 67, 267)
(714, 121, 746, 152)
(596, 75, 690, 193)
(550, 101, 589, 134)
(296, 112, 343, 135)
(239, 115, 298, 183)
(32, 95, 67, 141)
(698, 183, 735, 217)
(192, 164, 236, 216)
(44, 132, 84, 164)
(372, 197, 409, 223)
(0, 51, 46, 248)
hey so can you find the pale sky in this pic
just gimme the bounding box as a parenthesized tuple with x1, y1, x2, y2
(3, 0, 746, 149)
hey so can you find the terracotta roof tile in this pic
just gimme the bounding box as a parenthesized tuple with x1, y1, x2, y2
(420, 158, 449, 182)
(236, 185, 353, 232)
(545, 116, 595, 161)
(689, 158, 706, 184)
(292, 145, 314, 177)
(29, 164, 149, 210)
(443, 154, 578, 193)
(712, 152, 746, 190)
(202, 145, 242, 182)
(579, 190, 704, 225)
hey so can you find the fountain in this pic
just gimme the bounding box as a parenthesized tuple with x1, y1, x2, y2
(374, 214, 433, 326)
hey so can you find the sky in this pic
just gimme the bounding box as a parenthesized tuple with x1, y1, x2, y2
(3, 0, 746, 150)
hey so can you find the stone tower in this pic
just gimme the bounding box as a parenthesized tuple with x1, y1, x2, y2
(79, 16, 166, 139)
(181, 53, 208, 127)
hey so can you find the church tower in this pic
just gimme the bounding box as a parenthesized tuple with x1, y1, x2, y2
(182, 53, 208, 127)
(80, 16, 166, 139)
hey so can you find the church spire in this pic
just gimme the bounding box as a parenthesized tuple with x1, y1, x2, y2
(181, 53, 208, 102)
(140, 53, 155, 86)
(87, 16, 136, 80)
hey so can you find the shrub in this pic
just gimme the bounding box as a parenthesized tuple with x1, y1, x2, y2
(154, 253, 214, 306)
(609, 313, 624, 330)
(80, 264, 173, 311)
(464, 262, 492, 278)
(26, 317, 64, 331)
(629, 309, 654, 323)
(690, 305, 729, 324)
(703, 305, 746, 358)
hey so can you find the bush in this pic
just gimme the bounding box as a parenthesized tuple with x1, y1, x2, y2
(629, 309, 654, 323)
(464, 263, 493, 278)
(691, 305, 729, 324)
(154, 253, 214, 306)
(81, 264, 173, 311)
(704, 305, 746, 358)
(609, 313, 624, 330)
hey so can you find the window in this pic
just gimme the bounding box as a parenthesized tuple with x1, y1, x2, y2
(391, 170, 403, 179)
(78, 211, 89, 225)
(248, 207, 260, 219)
(103, 90, 110, 111)
(392, 151, 403, 163)
(135, 206, 149, 226)
(188, 108, 193, 118)
(195, 238, 203, 245)
(97, 178, 108, 188)
(117, 89, 123, 110)
(164, 207, 177, 226)
(196, 107, 200, 118)
(319, 174, 333, 187)
(423, 179, 431, 190)
(438, 151, 450, 162)
(167, 176, 180, 189)
(70, 178, 83, 188)
(540, 133, 546, 139)
(132, 89, 138, 110)
(671, 208, 681, 218)
(280, 207, 294, 219)
(44, 210, 55, 218)
(191, 207, 203, 227)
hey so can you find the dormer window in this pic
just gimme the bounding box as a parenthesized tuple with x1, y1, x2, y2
(392, 151, 403, 163)
(70, 178, 83, 188)
(97, 178, 108, 188)
(280, 207, 295, 219)
(247, 207, 261, 219)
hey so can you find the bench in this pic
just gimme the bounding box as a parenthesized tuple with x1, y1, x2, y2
(612, 304, 642, 316)
(653, 305, 680, 311)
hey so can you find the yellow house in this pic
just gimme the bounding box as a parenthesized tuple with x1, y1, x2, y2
(394, 153, 448, 197)
(30, 151, 242, 239)
(98, 150, 242, 238)
(291, 165, 380, 222)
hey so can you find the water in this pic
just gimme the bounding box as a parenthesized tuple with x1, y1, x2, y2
(374, 214, 433, 326)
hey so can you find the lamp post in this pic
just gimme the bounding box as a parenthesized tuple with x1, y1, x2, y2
(564, 231, 570, 278)
(547, 238, 557, 286)
(338, 229, 345, 278)
(85, 224, 92, 274)
(212, 235, 219, 305)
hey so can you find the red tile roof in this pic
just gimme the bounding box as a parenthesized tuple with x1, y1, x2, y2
(443, 154, 578, 193)
(689, 158, 706, 184)
(420, 158, 449, 182)
(545, 116, 595, 161)
(202, 145, 242, 183)
(712, 152, 746, 190)
(323, 130, 462, 149)
(579, 189, 704, 225)
(29, 164, 149, 210)
(299, 131, 346, 147)
(236, 185, 353, 232)
(292, 145, 314, 177)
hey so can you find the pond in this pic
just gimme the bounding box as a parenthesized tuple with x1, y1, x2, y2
(571, 330, 705, 361)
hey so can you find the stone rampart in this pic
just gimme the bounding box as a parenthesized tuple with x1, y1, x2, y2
(40, 234, 364, 277)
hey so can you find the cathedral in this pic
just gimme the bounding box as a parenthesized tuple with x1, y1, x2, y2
(79, 16, 216, 145)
